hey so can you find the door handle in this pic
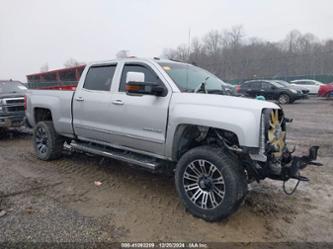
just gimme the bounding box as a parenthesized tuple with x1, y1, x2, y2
(112, 100, 124, 105)
(75, 97, 84, 102)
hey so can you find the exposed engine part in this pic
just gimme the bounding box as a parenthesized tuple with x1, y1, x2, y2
(266, 109, 286, 158)
(214, 129, 243, 152)
(269, 161, 282, 175)
(195, 126, 209, 142)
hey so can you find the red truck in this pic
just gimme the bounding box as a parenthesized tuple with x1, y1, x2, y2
(27, 65, 85, 90)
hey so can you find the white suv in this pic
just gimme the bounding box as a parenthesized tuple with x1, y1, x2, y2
(290, 79, 323, 94)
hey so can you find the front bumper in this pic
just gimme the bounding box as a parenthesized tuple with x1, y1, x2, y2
(292, 93, 306, 100)
(0, 115, 25, 128)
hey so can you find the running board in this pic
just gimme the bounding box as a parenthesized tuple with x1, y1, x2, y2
(70, 141, 160, 171)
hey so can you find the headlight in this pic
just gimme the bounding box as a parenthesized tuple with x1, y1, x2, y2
(290, 89, 297, 94)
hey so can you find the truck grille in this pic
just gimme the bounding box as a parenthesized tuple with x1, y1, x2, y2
(7, 106, 24, 112)
(3, 97, 25, 113)
(5, 98, 24, 104)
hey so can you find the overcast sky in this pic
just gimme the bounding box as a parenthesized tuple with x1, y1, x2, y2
(0, 0, 332, 82)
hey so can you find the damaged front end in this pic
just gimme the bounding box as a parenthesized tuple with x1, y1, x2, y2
(248, 108, 322, 192)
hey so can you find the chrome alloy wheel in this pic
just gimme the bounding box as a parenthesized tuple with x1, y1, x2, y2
(35, 126, 48, 154)
(183, 159, 225, 209)
(278, 94, 290, 104)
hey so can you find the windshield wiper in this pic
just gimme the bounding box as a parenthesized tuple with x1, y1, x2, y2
(194, 76, 210, 93)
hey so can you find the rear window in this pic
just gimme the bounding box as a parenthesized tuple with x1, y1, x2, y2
(242, 81, 260, 89)
(83, 65, 116, 91)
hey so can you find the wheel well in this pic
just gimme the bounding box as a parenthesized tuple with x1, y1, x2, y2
(34, 108, 52, 123)
(280, 92, 290, 97)
(172, 124, 240, 160)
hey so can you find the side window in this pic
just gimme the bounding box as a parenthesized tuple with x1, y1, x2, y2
(119, 64, 161, 92)
(83, 65, 116, 91)
(240, 82, 249, 89)
(261, 82, 271, 89)
(251, 82, 261, 89)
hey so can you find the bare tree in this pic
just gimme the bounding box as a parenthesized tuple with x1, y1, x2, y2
(64, 58, 81, 68)
(164, 27, 333, 82)
(116, 50, 129, 59)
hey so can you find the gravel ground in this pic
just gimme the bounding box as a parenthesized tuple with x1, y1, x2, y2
(0, 97, 332, 243)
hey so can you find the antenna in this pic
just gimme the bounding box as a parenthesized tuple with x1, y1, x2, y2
(188, 27, 191, 61)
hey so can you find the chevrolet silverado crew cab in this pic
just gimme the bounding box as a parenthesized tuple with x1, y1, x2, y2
(0, 80, 27, 131)
(25, 58, 321, 221)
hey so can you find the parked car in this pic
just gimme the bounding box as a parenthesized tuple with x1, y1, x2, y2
(25, 58, 320, 221)
(0, 80, 27, 131)
(318, 83, 333, 98)
(237, 80, 304, 104)
(290, 79, 324, 95)
(274, 80, 310, 95)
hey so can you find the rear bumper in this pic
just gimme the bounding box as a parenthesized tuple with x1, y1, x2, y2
(0, 114, 25, 128)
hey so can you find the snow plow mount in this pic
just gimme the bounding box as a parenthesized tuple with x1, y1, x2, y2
(281, 145, 322, 182)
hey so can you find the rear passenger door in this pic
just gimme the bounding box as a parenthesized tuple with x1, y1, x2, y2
(72, 64, 117, 143)
(242, 81, 261, 98)
(260, 81, 276, 99)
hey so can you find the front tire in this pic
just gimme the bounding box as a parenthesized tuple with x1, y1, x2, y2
(33, 121, 64, 160)
(175, 146, 247, 221)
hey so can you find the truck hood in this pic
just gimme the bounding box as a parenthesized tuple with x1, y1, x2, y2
(171, 93, 280, 111)
(168, 93, 280, 149)
(0, 92, 26, 99)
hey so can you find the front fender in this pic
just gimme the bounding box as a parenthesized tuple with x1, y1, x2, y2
(165, 102, 262, 159)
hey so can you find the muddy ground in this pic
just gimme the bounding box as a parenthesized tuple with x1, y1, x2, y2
(0, 97, 332, 243)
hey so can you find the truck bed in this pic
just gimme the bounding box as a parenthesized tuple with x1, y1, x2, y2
(25, 90, 75, 137)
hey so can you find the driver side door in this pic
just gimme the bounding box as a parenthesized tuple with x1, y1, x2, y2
(108, 63, 171, 156)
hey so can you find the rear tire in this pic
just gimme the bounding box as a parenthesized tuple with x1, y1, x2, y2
(33, 121, 64, 160)
(278, 93, 290, 104)
(175, 146, 248, 221)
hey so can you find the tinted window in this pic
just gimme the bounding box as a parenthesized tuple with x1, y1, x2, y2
(261, 82, 272, 89)
(83, 65, 116, 91)
(242, 81, 260, 89)
(119, 64, 161, 92)
(241, 82, 252, 88)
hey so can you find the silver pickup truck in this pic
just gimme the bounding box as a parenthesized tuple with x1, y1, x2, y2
(25, 58, 320, 221)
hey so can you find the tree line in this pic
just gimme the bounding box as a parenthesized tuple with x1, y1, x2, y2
(163, 27, 333, 82)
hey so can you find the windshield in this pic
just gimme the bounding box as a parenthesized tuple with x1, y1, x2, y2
(0, 82, 27, 93)
(158, 62, 224, 92)
(273, 80, 289, 87)
(269, 81, 285, 88)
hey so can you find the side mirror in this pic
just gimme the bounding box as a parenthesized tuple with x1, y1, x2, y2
(126, 72, 145, 84)
(125, 71, 166, 96)
(126, 82, 166, 96)
(271, 85, 277, 90)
